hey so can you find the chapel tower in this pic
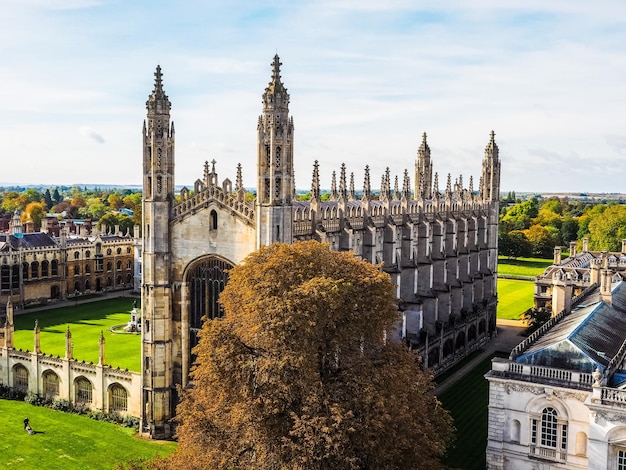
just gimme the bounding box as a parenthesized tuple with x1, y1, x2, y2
(141, 65, 176, 439)
(414, 132, 433, 199)
(480, 130, 501, 203)
(256, 55, 294, 247)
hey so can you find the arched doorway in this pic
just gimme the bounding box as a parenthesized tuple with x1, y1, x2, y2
(186, 257, 234, 353)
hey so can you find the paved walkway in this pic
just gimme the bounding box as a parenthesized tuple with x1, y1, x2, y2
(11, 289, 139, 316)
(434, 321, 526, 395)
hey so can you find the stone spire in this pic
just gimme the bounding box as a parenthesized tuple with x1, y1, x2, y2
(265, 54, 287, 96)
(311, 160, 320, 200)
(330, 171, 338, 200)
(146, 65, 171, 116)
(65, 325, 73, 360)
(445, 173, 452, 198)
(99, 330, 106, 366)
(480, 130, 501, 202)
(380, 167, 391, 201)
(362, 165, 371, 200)
(402, 169, 411, 200)
(236, 163, 244, 191)
(393, 175, 400, 200)
(4, 298, 14, 348)
(415, 132, 433, 199)
(469, 175, 474, 194)
(339, 163, 347, 200)
(433, 172, 439, 195)
(349, 172, 356, 200)
(34, 319, 40, 354)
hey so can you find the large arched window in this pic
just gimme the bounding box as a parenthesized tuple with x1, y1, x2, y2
(31, 261, 39, 279)
(41, 260, 49, 277)
(43, 370, 60, 399)
(51, 259, 58, 276)
(13, 364, 28, 393)
(531, 406, 568, 462)
(75, 377, 93, 404)
(187, 257, 233, 351)
(109, 384, 128, 412)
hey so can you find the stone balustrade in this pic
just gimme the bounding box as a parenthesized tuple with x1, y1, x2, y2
(491, 357, 594, 389)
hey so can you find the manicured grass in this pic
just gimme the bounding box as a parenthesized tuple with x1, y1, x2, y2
(498, 256, 552, 277)
(497, 279, 535, 320)
(13, 298, 141, 371)
(0, 399, 176, 470)
(439, 353, 506, 470)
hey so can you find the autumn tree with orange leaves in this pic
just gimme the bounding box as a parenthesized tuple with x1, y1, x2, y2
(163, 241, 453, 470)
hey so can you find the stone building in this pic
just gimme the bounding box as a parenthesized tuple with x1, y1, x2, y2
(0, 299, 141, 417)
(141, 55, 501, 438)
(0, 210, 135, 307)
(486, 249, 626, 469)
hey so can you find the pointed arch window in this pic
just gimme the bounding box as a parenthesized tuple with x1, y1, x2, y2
(187, 257, 234, 353)
(210, 210, 218, 231)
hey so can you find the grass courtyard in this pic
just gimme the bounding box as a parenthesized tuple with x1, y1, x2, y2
(439, 352, 507, 470)
(0, 399, 176, 469)
(12, 297, 141, 372)
(496, 257, 551, 321)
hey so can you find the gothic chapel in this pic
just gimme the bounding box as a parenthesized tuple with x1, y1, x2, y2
(141, 55, 501, 438)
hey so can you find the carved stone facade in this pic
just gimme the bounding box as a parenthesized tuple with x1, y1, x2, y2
(0, 301, 141, 418)
(487, 276, 626, 469)
(0, 213, 135, 308)
(141, 55, 501, 438)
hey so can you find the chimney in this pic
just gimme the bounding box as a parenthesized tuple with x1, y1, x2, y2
(553, 246, 562, 265)
(569, 241, 577, 258)
(590, 258, 601, 285)
(582, 238, 589, 252)
(622, 239, 626, 254)
(600, 269, 613, 303)
(551, 271, 573, 317)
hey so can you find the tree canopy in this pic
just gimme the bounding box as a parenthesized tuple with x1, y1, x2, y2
(164, 241, 453, 470)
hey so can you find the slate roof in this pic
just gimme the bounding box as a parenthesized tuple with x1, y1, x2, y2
(517, 281, 626, 374)
(0, 233, 57, 250)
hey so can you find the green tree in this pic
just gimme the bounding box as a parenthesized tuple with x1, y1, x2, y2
(43, 189, 53, 210)
(587, 205, 626, 251)
(52, 188, 62, 205)
(524, 224, 558, 258)
(500, 198, 538, 232)
(22, 201, 46, 230)
(499, 230, 532, 259)
(166, 241, 453, 470)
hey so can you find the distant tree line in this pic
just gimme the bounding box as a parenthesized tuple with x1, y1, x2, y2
(499, 196, 626, 258)
(0, 186, 142, 235)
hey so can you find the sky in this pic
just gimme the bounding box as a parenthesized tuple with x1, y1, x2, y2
(2, 1, 626, 193)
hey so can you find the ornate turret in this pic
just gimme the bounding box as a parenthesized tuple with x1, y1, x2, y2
(141, 65, 176, 439)
(10, 210, 22, 237)
(143, 65, 175, 202)
(415, 132, 433, 199)
(256, 55, 294, 246)
(480, 130, 501, 202)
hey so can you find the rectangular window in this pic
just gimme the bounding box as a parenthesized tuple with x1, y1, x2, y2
(531, 419, 537, 445)
(619, 450, 626, 470)
(561, 424, 568, 451)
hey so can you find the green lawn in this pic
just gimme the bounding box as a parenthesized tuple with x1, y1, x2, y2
(13, 298, 141, 372)
(497, 279, 535, 320)
(0, 399, 176, 469)
(498, 256, 552, 277)
(439, 353, 506, 470)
